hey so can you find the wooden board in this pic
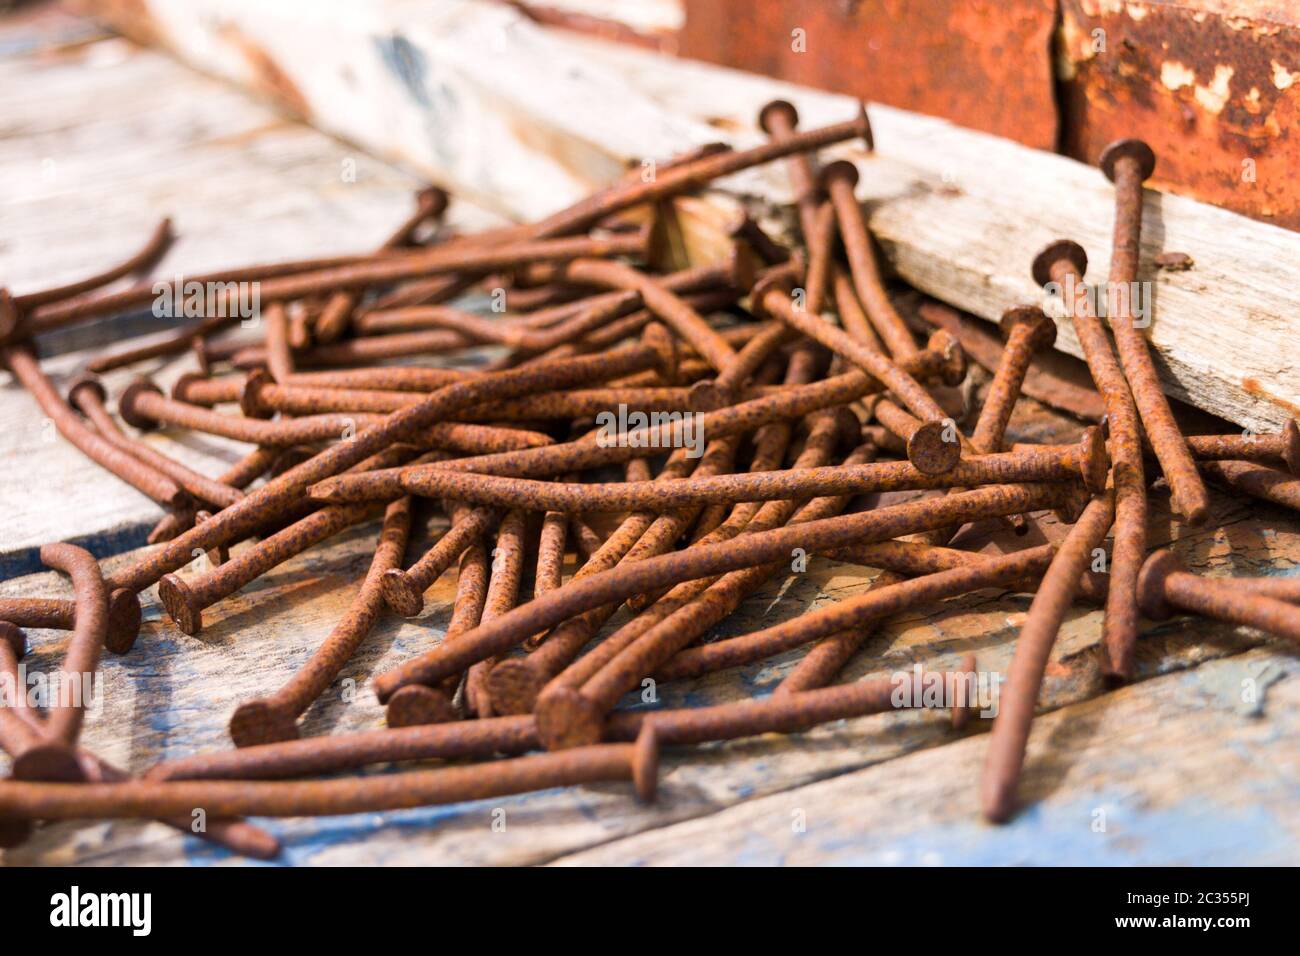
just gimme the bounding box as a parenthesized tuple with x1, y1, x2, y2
(0, 10, 501, 577)
(556, 647, 1300, 866)
(82, 0, 1300, 433)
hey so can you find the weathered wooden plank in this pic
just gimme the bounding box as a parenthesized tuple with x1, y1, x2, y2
(0, 25, 503, 576)
(0, 38, 434, 296)
(552, 647, 1300, 865)
(0, 342, 243, 579)
(86, 0, 1300, 433)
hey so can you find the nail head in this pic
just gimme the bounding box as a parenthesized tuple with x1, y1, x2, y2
(158, 573, 203, 636)
(118, 379, 164, 431)
(999, 306, 1057, 352)
(757, 99, 799, 135)
(1099, 138, 1156, 183)
(385, 684, 459, 727)
(1136, 549, 1182, 621)
(229, 699, 302, 748)
(1031, 240, 1088, 289)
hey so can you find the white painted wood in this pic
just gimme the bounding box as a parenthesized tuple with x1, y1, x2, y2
(0, 27, 501, 572)
(88, 0, 1300, 432)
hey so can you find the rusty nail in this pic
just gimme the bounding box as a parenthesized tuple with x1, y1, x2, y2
(383, 435, 1101, 514)
(1184, 422, 1300, 475)
(0, 730, 659, 824)
(531, 106, 872, 238)
(0, 588, 141, 657)
(970, 306, 1057, 453)
(159, 499, 376, 636)
(1137, 549, 1300, 646)
(263, 302, 295, 383)
(229, 495, 415, 746)
(819, 160, 918, 358)
(870, 397, 962, 475)
(21, 249, 399, 336)
(1033, 239, 1146, 682)
(1197, 458, 1300, 514)
(69, 376, 246, 509)
(126, 375, 552, 454)
(464, 509, 530, 718)
(10, 217, 174, 314)
(605, 664, 964, 746)
(757, 98, 822, 242)
(383, 506, 499, 618)
(981, 491, 1115, 823)
(1099, 139, 1210, 527)
(386, 523, 489, 728)
(38, 543, 110, 746)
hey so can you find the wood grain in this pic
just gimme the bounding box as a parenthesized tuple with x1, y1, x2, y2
(0, 22, 500, 575)
(554, 648, 1300, 865)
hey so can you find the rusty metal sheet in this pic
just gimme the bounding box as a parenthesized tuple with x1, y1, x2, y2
(1059, 0, 1300, 231)
(503, 0, 1059, 148)
(675, 0, 1060, 149)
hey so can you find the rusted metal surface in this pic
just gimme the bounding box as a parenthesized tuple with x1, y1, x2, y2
(1034, 239, 1147, 681)
(981, 492, 1115, 822)
(507, 1, 1055, 148)
(1058, 0, 1300, 231)
(1138, 548, 1300, 645)
(673, 0, 1058, 150)
(370, 481, 1081, 702)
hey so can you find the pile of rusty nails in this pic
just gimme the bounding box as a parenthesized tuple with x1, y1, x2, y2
(1, 100, 1298, 859)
